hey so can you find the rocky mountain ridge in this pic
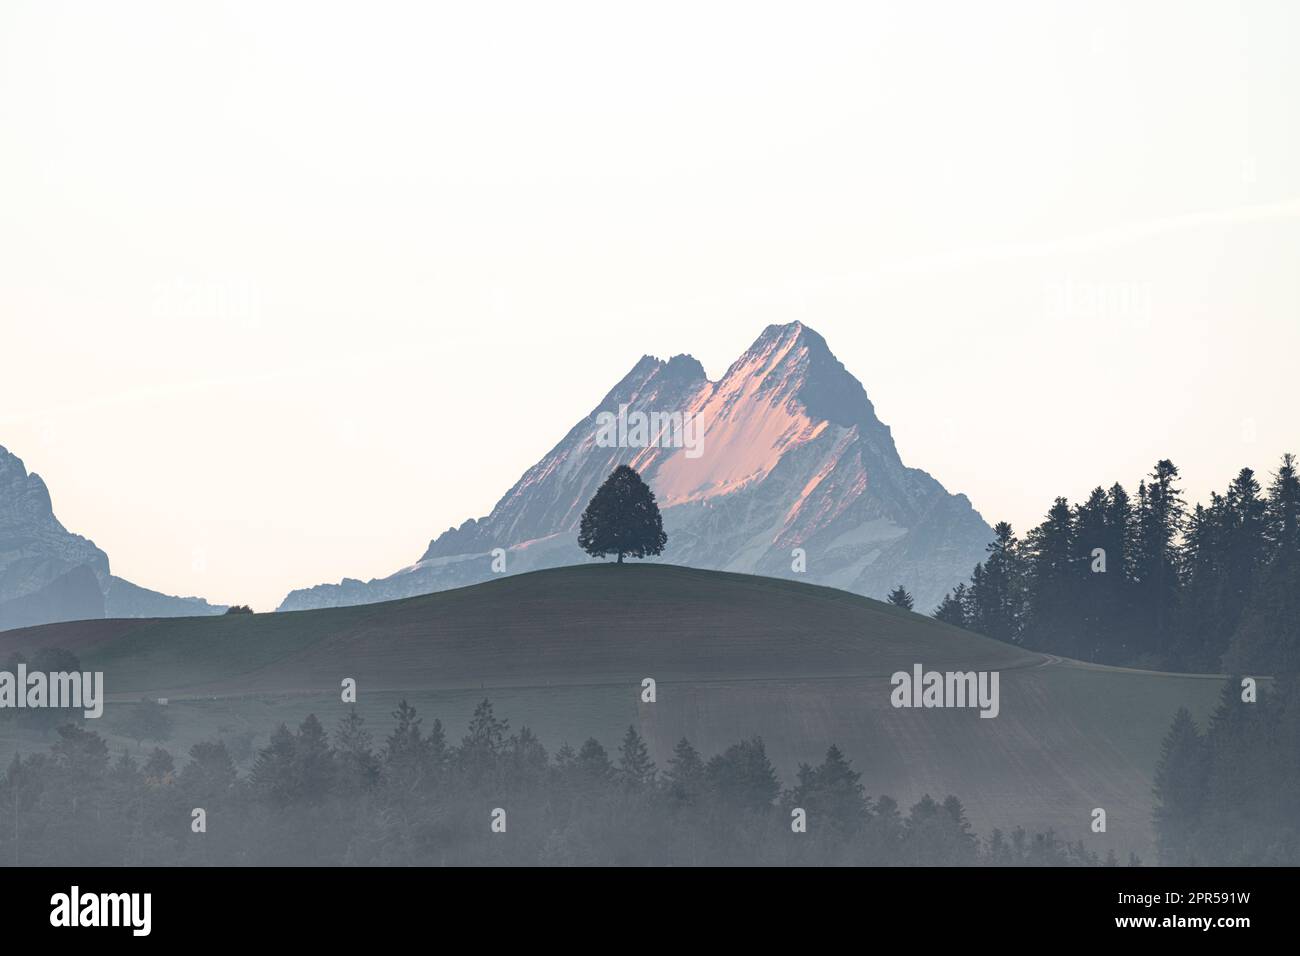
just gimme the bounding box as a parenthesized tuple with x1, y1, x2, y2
(279, 322, 992, 614)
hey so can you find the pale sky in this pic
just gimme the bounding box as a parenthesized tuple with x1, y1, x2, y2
(1, 1, 1297, 610)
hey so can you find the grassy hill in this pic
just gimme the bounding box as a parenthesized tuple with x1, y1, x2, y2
(0, 564, 1227, 859)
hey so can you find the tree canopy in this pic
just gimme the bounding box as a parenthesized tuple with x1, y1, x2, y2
(577, 465, 667, 563)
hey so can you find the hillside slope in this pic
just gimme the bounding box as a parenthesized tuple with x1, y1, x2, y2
(1, 564, 1222, 859)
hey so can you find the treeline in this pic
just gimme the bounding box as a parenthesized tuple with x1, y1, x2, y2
(1153, 676, 1300, 865)
(932, 454, 1300, 672)
(0, 700, 1119, 867)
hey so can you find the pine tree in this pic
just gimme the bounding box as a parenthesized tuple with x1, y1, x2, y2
(933, 584, 969, 627)
(903, 793, 977, 864)
(576, 738, 614, 781)
(789, 744, 869, 832)
(941, 795, 978, 859)
(1264, 453, 1300, 561)
(458, 698, 510, 780)
(1103, 482, 1136, 581)
(864, 794, 904, 861)
(461, 698, 509, 754)
(1177, 469, 1270, 669)
(1223, 557, 1300, 675)
(1133, 460, 1186, 660)
(968, 522, 1025, 643)
(183, 739, 238, 801)
(383, 700, 434, 792)
(1152, 707, 1207, 865)
(1178, 499, 1226, 668)
(705, 737, 779, 812)
(51, 723, 109, 779)
(553, 742, 577, 771)
(616, 725, 656, 789)
(578, 465, 668, 563)
(1073, 487, 1111, 660)
(1022, 497, 1080, 656)
(1223, 454, 1300, 675)
(1221, 468, 1268, 611)
(504, 726, 548, 781)
(1150, 675, 1300, 865)
(292, 714, 336, 803)
(886, 585, 914, 610)
(1199, 678, 1272, 862)
(334, 708, 379, 793)
(664, 737, 705, 804)
(250, 725, 296, 805)
(1097, 482, 1139, 661)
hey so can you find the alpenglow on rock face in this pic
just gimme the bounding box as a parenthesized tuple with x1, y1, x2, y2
(0, 445, 225, 629)
(279, 323, 993, 614)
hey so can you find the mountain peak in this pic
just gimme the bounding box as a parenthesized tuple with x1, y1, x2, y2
(597, 350, 708, 414)
(744, 320, 835, 360)
(0, 441, 228, 624)
(719, 322, 885, 437)
(663, 352, 707, 382)
(280, 323, 991, 615)
(0, 445, 57, 523)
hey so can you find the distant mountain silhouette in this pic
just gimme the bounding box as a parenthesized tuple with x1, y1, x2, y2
(0, 445, 225, 629)
(280, 322, 992, 612)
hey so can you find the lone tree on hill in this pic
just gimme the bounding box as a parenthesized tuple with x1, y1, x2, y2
(886, 585, 914, 610)
(578, 465, 667, 564)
